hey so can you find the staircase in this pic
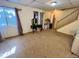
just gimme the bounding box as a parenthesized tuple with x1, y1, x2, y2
(55, 8, 79, 35)
(56, 9, 79, 29)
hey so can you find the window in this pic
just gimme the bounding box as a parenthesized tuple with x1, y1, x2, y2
(0, 6, 17, 27)
(0, 7, 7, 27)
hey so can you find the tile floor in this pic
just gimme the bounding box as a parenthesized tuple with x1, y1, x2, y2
(0, 30, 78, 58)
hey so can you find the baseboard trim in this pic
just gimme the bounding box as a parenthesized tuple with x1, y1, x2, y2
(2, 31, 32, 40)
(2, 30, 44, 40)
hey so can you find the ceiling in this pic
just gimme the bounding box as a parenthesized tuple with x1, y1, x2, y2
(1, 0, 79, 10)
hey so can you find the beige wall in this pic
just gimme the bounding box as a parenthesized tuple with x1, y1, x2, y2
(0, 1, 43, 35)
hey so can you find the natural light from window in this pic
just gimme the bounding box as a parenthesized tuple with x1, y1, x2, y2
(0, 46, 16, 58)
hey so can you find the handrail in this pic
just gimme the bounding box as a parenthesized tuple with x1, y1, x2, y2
(57, 9, 79, 23)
